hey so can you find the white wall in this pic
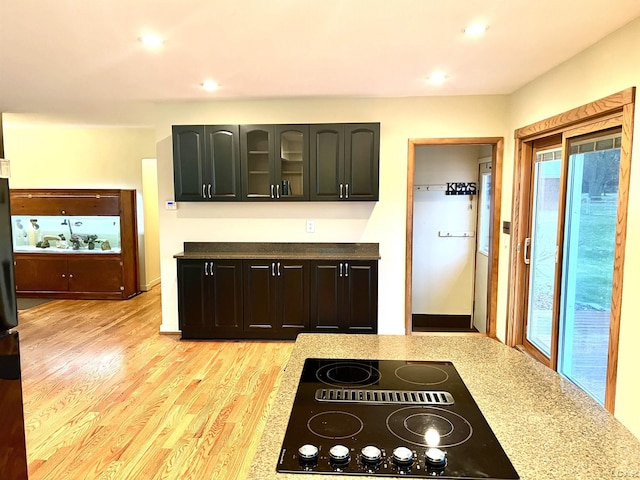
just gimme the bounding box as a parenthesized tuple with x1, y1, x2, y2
(500, 17, 640, 439)
(2, 119, 157, 288)
(412, 145, 479, 316)
(154, 96, 509, 335)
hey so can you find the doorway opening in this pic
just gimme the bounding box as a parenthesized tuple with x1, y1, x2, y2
(405, 138, 504, 337)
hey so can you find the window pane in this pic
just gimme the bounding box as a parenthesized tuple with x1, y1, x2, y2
(558, 134, 620, 405)
(478, 172, 491, 255)
(526, 155, 561, 358)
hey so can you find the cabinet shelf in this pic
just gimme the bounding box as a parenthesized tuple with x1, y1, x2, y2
(248, 150, 270, 155)
(248, 170, 270, 175)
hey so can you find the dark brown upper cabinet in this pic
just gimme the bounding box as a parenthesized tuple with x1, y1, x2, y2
(240, 124, 309, 201)
(172, 123, 378, 202)
(310, 123, 380, 201)
(173, 125, 241, 201)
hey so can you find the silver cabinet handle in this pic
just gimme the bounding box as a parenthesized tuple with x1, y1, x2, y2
(523, 238, 531, 265)
(204, 262, 214, 276)
(277, 262, 281, 276)
(271, 262, 275, 276)
(345, 184, 349, 199)
(202, 184, 206, 198)
(208, 184, 212, 198)
(276, 184, 280, 199)
(344, 262, 349, 277)
(339, 184, 344, 199)
(270, 184, 275, 199)
(339, 262, 343, 277)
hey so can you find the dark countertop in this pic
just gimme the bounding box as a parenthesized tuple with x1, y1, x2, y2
(173, 242, 380, 260)
(249, 334, 640, 480)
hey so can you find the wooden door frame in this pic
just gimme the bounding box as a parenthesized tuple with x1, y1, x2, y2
(507, 87, 635, 412)
(405, 137, 504, 337)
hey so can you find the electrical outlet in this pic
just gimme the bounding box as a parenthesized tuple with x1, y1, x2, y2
(306, 220, 315, 233)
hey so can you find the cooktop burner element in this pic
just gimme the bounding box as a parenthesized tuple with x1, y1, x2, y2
(308, 411, 364, 439)
(395, 364, 449, 386)
(277, 358, 519, 479)
(386, 406, 473, 448)
(316, 361, 382, 387)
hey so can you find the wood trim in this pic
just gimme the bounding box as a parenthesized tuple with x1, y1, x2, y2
(515, 88, 635, 140)
(405, 137, 504, 337)
(506, 138, 533, 347)
(405, 140, 416, 335)
(605, 103, 635, 412)
(549, 135, 571, 371)
(487, 138, 504, 338)
(523, 339, 552, 368)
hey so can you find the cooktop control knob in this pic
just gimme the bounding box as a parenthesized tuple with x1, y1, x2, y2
(425, 447, 447, 468)
(392, 446, 414, 465)
(329, 444, 350, 464)
(360, 445, 382, 464)
(298, 444, 319, 462)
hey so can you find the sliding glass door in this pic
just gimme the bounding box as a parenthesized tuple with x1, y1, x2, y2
(558, 132, 621, 404)
(522, 129, 622, 406)
(511, 89, 634, 412)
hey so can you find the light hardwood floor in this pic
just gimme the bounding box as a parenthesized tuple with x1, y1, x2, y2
(16, 286, 294, 480)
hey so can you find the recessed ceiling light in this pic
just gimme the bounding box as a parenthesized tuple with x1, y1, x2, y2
(139, 33, 164, 48)
(201, 79, 220, 91)
(464, 23, 487, 36)
(427, 72, 447, 85)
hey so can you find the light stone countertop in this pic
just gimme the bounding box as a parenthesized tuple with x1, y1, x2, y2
(249, 334, 640, 480)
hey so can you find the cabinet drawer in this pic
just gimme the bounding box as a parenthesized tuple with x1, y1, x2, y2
(10, 193, 120, 216)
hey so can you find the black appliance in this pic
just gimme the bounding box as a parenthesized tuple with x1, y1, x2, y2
(277, 358, 519, 479)
(0, 127, 29, 478)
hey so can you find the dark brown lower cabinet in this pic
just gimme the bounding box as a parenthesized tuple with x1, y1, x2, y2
(14, 254, 129, 299)
(309, 260, 378, 333)
(177, 258, 377, 339)
(177, 259, 244, 339)
(243, 260, 309, 339)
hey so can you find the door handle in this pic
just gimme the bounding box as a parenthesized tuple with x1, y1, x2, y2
(271, 184, 275, 199)
(339, 262, 343, 277)
(276, 184, 280, 199)
(277, 261, 281, 276)
(523, 238, 531, 265)
(202, 184, 206, 198)
(339, 184, 344, 199)
(204, 261, 209, 275)
(345, 184, 349, 199)
(344, 262, 349, 277)
(271, 262, 275, 276)
(208, 184, 212, 198)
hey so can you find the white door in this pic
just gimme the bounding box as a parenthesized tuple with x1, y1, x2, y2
(473, 161, 491, 333)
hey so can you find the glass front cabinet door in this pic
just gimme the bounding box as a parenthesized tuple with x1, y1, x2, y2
(241, 125, 309, 201)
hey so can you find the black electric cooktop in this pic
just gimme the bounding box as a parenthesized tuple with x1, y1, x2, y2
(277, 358, 519, 479)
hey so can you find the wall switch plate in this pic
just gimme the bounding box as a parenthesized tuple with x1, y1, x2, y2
(165, 200, 177, 210)
(306, 220, 315, 233)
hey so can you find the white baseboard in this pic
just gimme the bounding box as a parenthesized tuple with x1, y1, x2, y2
(141, 277, 161, 291)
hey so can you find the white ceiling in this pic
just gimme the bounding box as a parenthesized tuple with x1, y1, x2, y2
(1, 0, 640, 126)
